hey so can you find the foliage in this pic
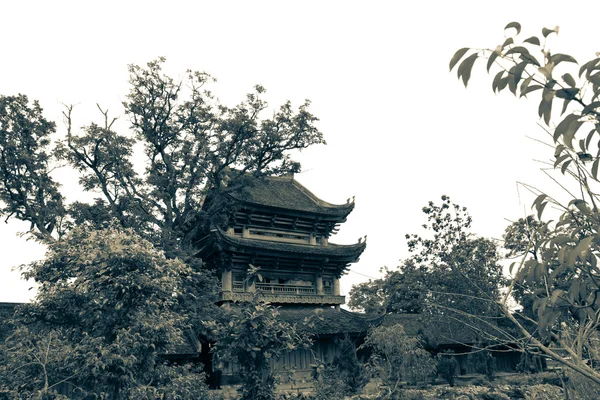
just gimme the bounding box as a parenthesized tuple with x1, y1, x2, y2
(349, 261, 427, 315)
(0, 58, 324, 252)
(207, 296, 311, 400)
(126, 363, 221, 400)
(330, 335, 369, 394)
(436, 351, 459, 387)
(467, 350, 496, 381)
(350, 197, 506, 347)
(362, 324, 436, 396)
(450, 22, 600, 384)
(0, 225, 211, 398)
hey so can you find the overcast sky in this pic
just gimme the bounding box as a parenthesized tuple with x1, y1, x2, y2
(2, 1, 599, 303)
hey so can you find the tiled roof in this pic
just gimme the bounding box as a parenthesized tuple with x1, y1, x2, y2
(277, 306, 379, 335)
(229, 175, 355, 218)
(379, 313, 483, 347)
(214, 228, 366, 259)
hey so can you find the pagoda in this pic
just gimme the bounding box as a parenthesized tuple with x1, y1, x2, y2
(196, 172, 366, 307)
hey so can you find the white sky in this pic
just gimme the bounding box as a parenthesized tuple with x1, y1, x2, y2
(1, 1, 599, 303)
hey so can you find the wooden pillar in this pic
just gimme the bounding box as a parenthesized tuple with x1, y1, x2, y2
(333, 277, 340, 296)
(309, 233, 317, 245)
(316, 273, 324, 295)
(222, 269, 232, 292)
(242, 226, 250, 238)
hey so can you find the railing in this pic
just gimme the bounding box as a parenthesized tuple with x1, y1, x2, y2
(233, 281, 244, 292)
(256, 282, 315, 295)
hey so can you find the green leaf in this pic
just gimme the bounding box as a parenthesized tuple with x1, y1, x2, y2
(578, 58, 600, 77)
(585, 128, 595, 149)
(562, 73, 576, 88)
(550, 53, 578, 66)
(553, 113, 580, 142)
(553, 153, 570, 168)
(521, 84, 543, 97)
(509, 62, 528, 95)
(492, 70, 505, 93)
(589, 73, 600, 86)
(449, 48, 470, 71)
(536, 201, 548, 220)
(505, 46, 532, 58)
(574, 236, 594, 260)
(486, 51, 498, 72)
(561, 98, 573, 116)
(560, 159, 572, 174)
(457, 53, 479, 87)
(542, 26, 558, 38)
(563, 120, 584, 149)
(555, 88, 579, 99)
(538, 95, 552, 126)
(582, 101, 600, 115)
(505, 21, 522, 35)
(532, 193, 548, 209)
(523, 36, 541, 46)
(592, 158, 600, 180)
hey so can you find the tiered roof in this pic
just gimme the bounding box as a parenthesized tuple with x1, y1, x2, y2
(228, 174, 355, 219)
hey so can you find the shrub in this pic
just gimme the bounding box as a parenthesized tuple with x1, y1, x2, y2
(436, 351, 459, 386)
(468, 350, 496, 381)
(331, 335, 369, 394)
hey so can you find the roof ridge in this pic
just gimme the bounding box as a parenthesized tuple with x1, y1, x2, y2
(290, 178, 354, 210)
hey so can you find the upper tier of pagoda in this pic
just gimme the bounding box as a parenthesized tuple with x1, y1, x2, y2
(196, 172, 365, 306)
(225, 173, 355, 238)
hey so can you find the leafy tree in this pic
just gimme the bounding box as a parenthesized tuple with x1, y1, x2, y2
(450, 21, 600, 384)
(0, 225, 216, 398)
(330, 335, 369, 395)
(362, 324, 436, 397)
(0, 59, 324, 394)
(350, 197, 506, 344)
(1, 57, 324, 251)
(436, 350, 459, 386)
(348, 261, 427, 315)
(207, 296, 311, 400)
(467, 349, 497, 381)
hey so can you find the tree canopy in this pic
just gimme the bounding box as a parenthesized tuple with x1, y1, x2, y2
(0, 57, 324, 253)
(349, 196, 506, 333)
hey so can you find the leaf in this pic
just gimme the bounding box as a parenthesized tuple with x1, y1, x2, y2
(563, 120, 584, 149)
(592, 158, 600, 180)
(585, 128, 595, 149)
(486, 51, 498, 72)
(449, 48, 470, 71)
(550, 289, 566, 305)
(553, 113, 580, 142)
(509, 62, 528, 95)
(538, 95, 552, 126)
(589, 73, 600, 86)
(550, 54, 578, 66)
(536, 201, 548, 220)
(542, 26, 558, 38)
(553, 153, 570, 168)
(524, 36, 541, 46)
(532, 193, 548, 209)
(492, 70, 505, 93)
(538, 62, 555, 79)
(521, 84, 543, 97)
(562, 73, 576, 88)
(505, 22, 522, 35)
(582, 101, 600, 115)
(579, 58, 600, 77)
(457, 53, 479, 87)
(561, 98, 573, 116)
(555, 88, 579, 99)
(505, 46, 532, 58)
(560, 159, 572, 174)
(574, 236, 594, 260)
